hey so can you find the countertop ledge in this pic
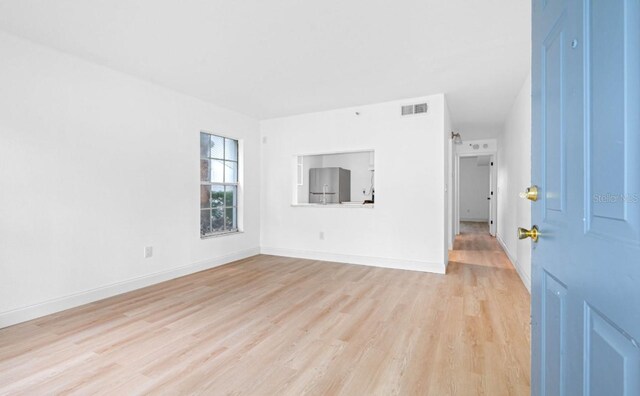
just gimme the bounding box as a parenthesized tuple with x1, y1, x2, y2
(291, 203, 374, 209)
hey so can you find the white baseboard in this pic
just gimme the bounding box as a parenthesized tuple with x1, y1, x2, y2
(0, 246, 446, 328)
(496, 234, 531, 293)
(0, 247, 260, 329)
(260, 247, 446, 274)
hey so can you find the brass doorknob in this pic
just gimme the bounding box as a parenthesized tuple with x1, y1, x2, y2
(519, 185, 539, 201)
(518, 226, 539, 242)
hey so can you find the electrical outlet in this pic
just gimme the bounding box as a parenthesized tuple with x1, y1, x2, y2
(144, 246, 153, 258)
(319, 232, 324, 240)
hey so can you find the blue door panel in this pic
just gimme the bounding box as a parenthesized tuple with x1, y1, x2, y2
(587, 0, 625, 222)
(542, 271, 567, 396)
(585, 0, 640, 245)
(543, 19, 567, 216)
(585, 305, 640, 396)
(532, 0, 640, 394)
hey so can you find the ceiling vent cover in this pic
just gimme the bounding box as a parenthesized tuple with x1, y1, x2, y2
(401, 103, 428, 116)
(414, 103, 428, 114)
(401, 105, 414, 116)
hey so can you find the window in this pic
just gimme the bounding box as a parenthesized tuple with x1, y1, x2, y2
(294, 150, 375, 206)
(200, 132, 239, 237)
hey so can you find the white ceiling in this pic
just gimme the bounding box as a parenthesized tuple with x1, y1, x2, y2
(0, 0, 530, 128)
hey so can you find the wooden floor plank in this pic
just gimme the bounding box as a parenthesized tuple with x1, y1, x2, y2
(0, 222, 530, 395)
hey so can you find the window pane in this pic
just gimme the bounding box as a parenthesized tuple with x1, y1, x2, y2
(200, 133, 210, 158)
(211, 208, 224, 232)
(202, 159, 224, 183)
(200, 160, 210, 182)
(207, 159, 224, 183)
(200, 133, 239, 237)
(200, 185, 211, 209)
(225, 207, 237, 231)
(200, 209, 211, 236)
(225, 186, 237, 207)
(224, 161, 237, 183)
(210, 185, 224, 207)
(225, 138, 238, 161)
(210, 135, 224, 159)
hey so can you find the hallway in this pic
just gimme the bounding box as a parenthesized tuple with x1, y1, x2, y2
(445, 221, 531, 394)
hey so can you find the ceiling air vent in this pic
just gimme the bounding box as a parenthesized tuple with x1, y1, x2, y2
(401, 105, 414, 116)
(414, 103, 428, 114)
(401, 103, 428, 116)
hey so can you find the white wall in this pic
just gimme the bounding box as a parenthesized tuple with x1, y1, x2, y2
(260, 95, 449, 273)
(459, 157, 490, 221)
(455, 123, 503, 140)
(296, 155, 323, 204)
(0, 32, 261, 327)
(497, 73, 531, 291)
(456, 138, 498, 155)
(444, 100, 454, 250)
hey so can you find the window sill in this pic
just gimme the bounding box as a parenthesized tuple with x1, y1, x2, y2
(200, 230, 244, 239)
(291, 203, 374, 209)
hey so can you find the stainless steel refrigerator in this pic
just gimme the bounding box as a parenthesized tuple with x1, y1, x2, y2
(309, 167, 351, 204)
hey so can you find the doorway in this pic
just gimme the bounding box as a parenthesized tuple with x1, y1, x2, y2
(454, 151, 497, 237)
(458, 155, 492, 233)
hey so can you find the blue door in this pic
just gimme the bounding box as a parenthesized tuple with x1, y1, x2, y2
(531, 0, 640, 395)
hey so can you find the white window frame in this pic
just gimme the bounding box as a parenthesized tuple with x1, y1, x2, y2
(200, 131, 240, 238)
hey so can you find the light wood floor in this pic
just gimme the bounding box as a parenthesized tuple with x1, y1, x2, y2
(0, 222, 530, 395)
